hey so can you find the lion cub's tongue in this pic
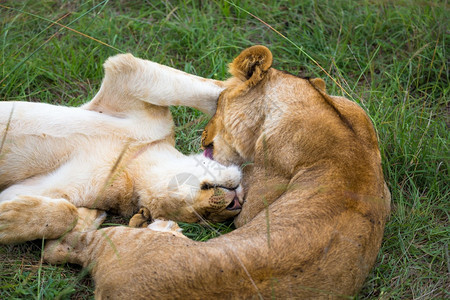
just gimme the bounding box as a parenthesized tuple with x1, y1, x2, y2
(203, 148, 214, 160)
(226, 196, 242, 210)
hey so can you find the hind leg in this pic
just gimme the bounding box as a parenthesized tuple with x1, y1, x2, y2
(0, 195, 78, 244)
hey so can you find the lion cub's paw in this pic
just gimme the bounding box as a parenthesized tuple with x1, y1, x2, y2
(0, 196, 78, 244)
(129, 207, 151, 228)
(147, 219, 186, 238)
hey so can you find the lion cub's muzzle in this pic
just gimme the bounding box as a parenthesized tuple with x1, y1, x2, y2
(225, 185, 244, 210)
(225, 186, 243, 211)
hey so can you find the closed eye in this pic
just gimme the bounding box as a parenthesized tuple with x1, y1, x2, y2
(201, 183, 214, 190)
(200, 182, 239, 191)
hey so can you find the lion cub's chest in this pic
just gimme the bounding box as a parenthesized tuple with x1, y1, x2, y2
(47, 167, 137, 217)
(94, 169, 138, 216)
(44, 143, 139, 216)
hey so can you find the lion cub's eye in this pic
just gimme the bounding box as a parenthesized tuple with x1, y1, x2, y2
(201, 182, 215, 190)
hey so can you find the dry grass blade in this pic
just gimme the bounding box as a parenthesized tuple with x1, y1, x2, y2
(0, 103, 14, 157)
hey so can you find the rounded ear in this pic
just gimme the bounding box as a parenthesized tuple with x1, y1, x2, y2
(229, 45, 273, 86)
(309, 78, 327, 93)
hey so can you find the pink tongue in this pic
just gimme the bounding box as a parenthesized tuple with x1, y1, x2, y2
(203, 148, 214, 160)
(227, 196, 242, 210)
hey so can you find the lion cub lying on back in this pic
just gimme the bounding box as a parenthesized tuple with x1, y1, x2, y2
(0, 54, 243, 244)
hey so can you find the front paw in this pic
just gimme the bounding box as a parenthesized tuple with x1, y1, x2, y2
(0, 196, 78, 244)
(128, 207, 152, 228)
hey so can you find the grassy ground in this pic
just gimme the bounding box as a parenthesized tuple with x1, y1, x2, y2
(0, 0, 448, 299)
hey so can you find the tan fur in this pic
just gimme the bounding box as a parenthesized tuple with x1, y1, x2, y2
(0, 54, 243, 244)
(0, 196, 78, 244)
(128, 207, 152, 228)
(44, 46, 390, 299)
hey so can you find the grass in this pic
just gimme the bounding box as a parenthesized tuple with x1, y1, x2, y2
(0, 0, 448, 298)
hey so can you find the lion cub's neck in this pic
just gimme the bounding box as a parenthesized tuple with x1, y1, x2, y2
(126, 142, 183, 206)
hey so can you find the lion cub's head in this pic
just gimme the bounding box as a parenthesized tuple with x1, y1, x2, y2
(143, 154, 243, 223)
(201, 45, 274, 166)
(202, 45, 380, 171)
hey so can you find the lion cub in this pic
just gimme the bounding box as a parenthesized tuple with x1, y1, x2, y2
(0, 54, 243, 244)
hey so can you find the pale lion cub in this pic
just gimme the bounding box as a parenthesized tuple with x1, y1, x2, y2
(0, 54, 243, 244)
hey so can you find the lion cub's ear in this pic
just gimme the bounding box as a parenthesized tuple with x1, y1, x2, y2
(229, 45, 273, 86)
(309, 78, 327, 93)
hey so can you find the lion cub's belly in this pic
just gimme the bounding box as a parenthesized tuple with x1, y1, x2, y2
(0, 135, 138, 216)
(42, 140, 139, 216)
(0, 134, 73, 189)
(0, 101, 136, 190)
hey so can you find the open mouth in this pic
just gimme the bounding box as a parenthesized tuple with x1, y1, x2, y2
(226, 195, 242, 210)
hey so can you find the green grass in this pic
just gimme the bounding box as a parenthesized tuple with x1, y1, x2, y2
(0, 0, 448, 298)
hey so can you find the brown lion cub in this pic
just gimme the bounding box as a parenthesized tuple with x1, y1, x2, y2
(45, 46, 390, 299)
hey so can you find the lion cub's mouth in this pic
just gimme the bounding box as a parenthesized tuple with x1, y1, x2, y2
(226, 194, 242, 210)
(225, 187, 243, 211)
